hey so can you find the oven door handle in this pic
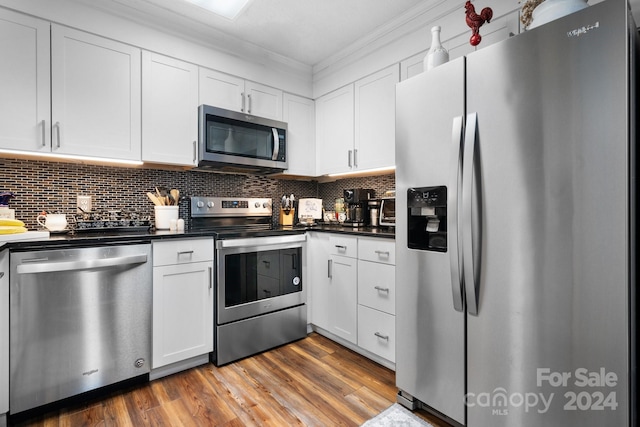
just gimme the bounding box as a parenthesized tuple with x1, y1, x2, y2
(216, 234, 306, 249)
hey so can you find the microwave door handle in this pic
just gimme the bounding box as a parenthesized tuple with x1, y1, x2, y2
(271, 128, 280, 160)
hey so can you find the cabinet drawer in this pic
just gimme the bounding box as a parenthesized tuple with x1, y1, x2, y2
(357, 305, 395, 363)
(358, 238, 395, 265)
(357, 260, 395, 315)
(153, 238, 214, 266)
(329, 235, 357, 258)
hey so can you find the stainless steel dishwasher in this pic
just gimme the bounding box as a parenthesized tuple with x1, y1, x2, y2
(9, 243, 152, 414)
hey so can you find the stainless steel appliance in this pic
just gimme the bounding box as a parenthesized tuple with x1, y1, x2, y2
(395, 2, 636, 426)
(9, 243, 151, 414)
(379, 197, 395, 227)
(367, 199, 380, 227)
(198, 105, 287, 174)
(343, 188, 374, 227)
(190, 197, 306, 366)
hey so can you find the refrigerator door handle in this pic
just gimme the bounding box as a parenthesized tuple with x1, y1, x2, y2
(462, 112, 480, 315)
(448, 115, 464, 312)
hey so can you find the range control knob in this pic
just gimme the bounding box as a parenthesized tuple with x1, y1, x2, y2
(263, 202, 270, 209)
(196, 201, 205, 208)
(255, 202, 261, 208)
(207, 201, 215, 208)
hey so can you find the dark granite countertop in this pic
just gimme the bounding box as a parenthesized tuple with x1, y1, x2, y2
(297, 224, 395, 239)
(2, 223, 394, 251)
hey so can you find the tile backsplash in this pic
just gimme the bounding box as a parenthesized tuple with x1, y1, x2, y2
(0, 158, 395, 230)
(319, 173, 396, 211)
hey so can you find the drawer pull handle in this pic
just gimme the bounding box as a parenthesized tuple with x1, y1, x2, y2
(375, 250, 390, 256)
(374, 286, 389, 293)
(374, 332, 389, 341)
(177, 250, 194, 256)
(335, 245, 347, 250)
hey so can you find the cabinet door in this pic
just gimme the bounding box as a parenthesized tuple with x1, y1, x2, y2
(0, 9, 50, 152)
(400, 52, 425, 81)
(0, 251, 8, 416)
(282, 94, 315, 176)
(245, 81, 282, 120)
(307, 232, 331, 330)
(354, 64, 399, 171)
(357, 305, 395, 362)
(357, 260, 395, 315)
(199, 67, 244, 112)
(142, 51, 198, 166)
(315, 85, 354, 175)
(152, 261, 214, 368)
(51, 25, 141, 160)
(329, 254, 357, 344)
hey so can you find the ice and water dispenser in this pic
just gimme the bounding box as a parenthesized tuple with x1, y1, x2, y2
(407, 186, 447, 252)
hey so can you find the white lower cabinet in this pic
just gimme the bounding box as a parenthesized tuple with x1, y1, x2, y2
(308, 232, 396, 366)
(357, 305, 395, 363)
(1, 251, 8, 421)
(151, 238, 214, 374)
(356, 238, 396, 363)
(328, 254, 358, 344)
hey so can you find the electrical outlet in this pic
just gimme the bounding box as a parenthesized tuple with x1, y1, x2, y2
(77, 195, 92, 213)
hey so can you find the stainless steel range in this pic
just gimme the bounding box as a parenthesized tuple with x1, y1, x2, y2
(190, 197, 307, 366)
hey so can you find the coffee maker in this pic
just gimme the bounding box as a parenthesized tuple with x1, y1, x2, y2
(343, 189, 374, 227)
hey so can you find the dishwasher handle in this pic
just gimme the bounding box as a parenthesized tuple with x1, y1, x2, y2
(16, 254, 148, 274)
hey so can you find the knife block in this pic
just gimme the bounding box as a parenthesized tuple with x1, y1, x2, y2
(279, 208, 295, 226)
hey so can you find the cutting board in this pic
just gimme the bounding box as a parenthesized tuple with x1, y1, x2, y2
(0, 231, 50, 246)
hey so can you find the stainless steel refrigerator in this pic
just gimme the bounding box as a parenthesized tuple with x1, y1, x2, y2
(395, 1, 637, 426)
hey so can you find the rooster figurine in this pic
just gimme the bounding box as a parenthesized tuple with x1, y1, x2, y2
(465, 1, 493, 46)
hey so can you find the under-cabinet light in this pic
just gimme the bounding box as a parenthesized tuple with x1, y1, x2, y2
(327, 166, 396, 178)
(0, 149, 144, 166)
(183, 0, 252, 20)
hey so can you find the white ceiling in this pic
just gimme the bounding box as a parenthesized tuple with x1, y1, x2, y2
(75, 0, 425, 67)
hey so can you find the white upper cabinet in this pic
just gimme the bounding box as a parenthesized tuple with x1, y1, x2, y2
(354, 64, 399, 171)
(315, 84, 354, 176)
(0, 9, 51, 152)
(400, 53, 425, 81)
(142, 51, 198, 166)
(51, 25, 141, 160)
(282, 93, 315, 176)
(316, 65, 398, 176)
(199, 68, 283, 120)
(245, 81, 283, 121)
(199, 68, 244, 112)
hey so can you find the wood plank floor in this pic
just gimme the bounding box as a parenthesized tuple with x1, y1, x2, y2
(9, 333, 452, 427)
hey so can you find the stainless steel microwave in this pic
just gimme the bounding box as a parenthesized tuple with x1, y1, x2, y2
(380, 197, 396, 227)
(198, 105, 287, 174)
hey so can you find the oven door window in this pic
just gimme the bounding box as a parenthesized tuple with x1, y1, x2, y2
(224, 247, 302, 307)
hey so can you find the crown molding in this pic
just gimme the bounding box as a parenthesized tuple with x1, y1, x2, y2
(313, 0, 463, 76)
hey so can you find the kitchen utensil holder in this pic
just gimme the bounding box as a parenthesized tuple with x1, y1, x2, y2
(279, 208, 295, 226)
(154, 206, 179, 229)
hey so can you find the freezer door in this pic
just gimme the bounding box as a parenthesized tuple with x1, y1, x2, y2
(464, 2, 632, 426)
(395, 57, 466, 425)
